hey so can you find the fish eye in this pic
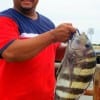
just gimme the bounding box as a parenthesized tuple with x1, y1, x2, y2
(85, 44, 90, 48)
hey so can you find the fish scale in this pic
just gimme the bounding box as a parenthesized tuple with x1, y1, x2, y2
(55, 30, 96, 100)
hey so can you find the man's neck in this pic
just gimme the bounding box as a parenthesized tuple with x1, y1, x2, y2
(24, 11, 38, 20)
(14, 8, 38, 20)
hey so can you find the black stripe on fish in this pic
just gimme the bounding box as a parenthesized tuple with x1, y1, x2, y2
(75, 60, 96, 69)
(86, 50, 96, 57)
(56, 86, 84, 94)
(60, 73, 93, 83)
(73, 75, 93, 82)
(82, 61, 96, 69)
(55, 94, 76, 100)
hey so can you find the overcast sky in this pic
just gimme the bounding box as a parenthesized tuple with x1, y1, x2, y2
(0, 0, 100, 44)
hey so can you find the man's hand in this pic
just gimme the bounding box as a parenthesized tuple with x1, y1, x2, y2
(50, 23, 76, 42)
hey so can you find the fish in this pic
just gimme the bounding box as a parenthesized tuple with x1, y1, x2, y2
(55, 30, 97, 100)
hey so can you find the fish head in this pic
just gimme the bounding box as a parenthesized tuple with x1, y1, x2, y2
(69, 32, 95, 57)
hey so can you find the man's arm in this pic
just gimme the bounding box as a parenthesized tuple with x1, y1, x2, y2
(2, 30, 55, 62)
(1, 22, 76, 62)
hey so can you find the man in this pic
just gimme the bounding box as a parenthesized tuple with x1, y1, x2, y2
(0, 0, 76, 100)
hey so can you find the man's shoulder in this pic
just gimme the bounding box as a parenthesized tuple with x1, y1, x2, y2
(38, 12, 55, 28)
(0, 8, 13, 16)
(39, 13, 52, 22)
(0, 8, 18, 24)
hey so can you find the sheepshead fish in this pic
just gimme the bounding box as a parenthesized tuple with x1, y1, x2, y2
(55, 30, 97, 100)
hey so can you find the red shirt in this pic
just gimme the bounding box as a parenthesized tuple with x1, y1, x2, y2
(0, 17, 59, 100)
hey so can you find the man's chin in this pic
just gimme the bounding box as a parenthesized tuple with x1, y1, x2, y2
(21, 6, 33, 11)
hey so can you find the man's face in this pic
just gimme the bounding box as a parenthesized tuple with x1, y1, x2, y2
(13, 0, 38, 11)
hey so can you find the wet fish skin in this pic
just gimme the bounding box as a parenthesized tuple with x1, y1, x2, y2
(55, 31, 96, 100)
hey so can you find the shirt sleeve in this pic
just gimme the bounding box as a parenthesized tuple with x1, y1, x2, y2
(0, 16, 20, 58)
